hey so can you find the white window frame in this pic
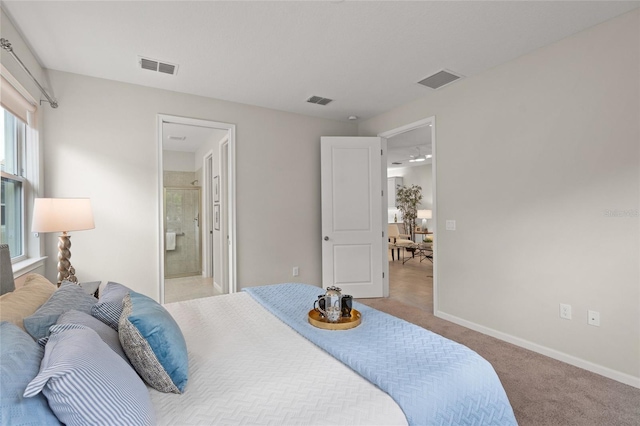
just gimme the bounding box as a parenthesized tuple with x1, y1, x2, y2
(0, 65, 44, 276)
(1, 107, 28, 263)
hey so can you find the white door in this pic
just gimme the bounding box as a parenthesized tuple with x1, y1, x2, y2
(321, 137, 387, 298)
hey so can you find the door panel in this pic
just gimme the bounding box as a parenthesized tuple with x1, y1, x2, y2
(334, 245, 372, 284)
(321, 137, 384, 298)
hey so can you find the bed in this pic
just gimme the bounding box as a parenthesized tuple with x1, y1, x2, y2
(1, 272, 517, 425)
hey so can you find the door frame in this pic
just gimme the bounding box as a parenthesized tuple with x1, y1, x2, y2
(157, 114, 237, 303)
(378, 116, 437, 312)
(219, 135, 230, 294)
(203, 150, 214, 280)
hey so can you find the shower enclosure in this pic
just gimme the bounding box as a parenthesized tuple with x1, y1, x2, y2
(164, 187, 201, 278)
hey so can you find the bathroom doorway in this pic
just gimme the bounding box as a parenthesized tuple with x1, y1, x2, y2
(157, 114, 237, 304)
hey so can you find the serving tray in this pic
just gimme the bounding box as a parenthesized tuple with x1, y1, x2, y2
(308, 309, 361, 330)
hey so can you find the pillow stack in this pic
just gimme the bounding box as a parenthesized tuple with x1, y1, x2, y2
(0, 273, 189, 426)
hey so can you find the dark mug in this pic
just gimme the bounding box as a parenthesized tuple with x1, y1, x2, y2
(341, 295, 353, 318)
(316, 295, 326, 316)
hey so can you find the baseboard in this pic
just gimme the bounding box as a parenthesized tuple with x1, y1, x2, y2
(213, 281, 222, 293)
(435, 310, 640, 389)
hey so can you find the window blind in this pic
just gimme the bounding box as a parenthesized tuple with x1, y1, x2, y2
(1, 75, 36, 126)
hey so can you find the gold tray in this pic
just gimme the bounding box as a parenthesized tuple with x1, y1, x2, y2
(308, 309, 361, 330)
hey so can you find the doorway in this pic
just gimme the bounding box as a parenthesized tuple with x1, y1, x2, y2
(379, 117, 437, 313)
(157, 114, 237, 304)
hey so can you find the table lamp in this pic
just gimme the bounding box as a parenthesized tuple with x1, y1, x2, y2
(31, 198, 95, 285)
(417, 209, 432, 232)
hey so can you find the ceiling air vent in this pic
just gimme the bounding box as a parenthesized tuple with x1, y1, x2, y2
(417, 69, 463, 90)
(138, 56, 179, 76)
(391, 162, 402, 165)
(307, 95, 333, 106)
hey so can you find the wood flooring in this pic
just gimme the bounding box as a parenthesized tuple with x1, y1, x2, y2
(362, 250, 434, 312)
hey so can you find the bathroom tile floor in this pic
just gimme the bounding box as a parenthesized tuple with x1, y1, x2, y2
(164, 275, 222, 304)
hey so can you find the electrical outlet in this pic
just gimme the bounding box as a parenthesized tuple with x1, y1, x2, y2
(292, 266, 299, 277)
(588, 310, 600, 326)
(445, 220, 456, 231)
(559, 303, 572, 320)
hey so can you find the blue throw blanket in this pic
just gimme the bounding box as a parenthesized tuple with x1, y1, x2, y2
(245, 284, 517, 426)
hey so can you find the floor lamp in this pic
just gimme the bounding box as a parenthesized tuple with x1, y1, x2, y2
(31, 198, 95, 285)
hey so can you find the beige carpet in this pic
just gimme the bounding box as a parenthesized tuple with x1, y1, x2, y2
(358, 297, 640, 426)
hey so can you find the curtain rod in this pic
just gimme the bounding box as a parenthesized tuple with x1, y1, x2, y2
(1, 38, 58, 108)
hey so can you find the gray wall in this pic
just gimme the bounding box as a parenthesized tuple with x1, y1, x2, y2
(359, 10, 639, 384)
(41, 70, 357, 300)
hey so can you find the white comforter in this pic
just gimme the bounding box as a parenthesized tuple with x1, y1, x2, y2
(151, 292, 407, 425)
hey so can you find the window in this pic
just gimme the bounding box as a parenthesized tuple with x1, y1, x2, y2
(1, 107, 27, 260)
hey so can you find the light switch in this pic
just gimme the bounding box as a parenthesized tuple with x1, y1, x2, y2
(446, 220, 456, 231)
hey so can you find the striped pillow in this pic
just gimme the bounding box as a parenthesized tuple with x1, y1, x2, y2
(23, 324, 155, 426)
(91, 282, 131, 330)
(23, 280, 97, 340)
(57, 310, 129, 362)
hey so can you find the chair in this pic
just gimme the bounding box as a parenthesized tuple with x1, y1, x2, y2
(387, 224, 413, 261)
(0, 244, 16, 295)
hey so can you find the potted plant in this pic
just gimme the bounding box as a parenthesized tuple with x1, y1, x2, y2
(396, 184, 422, 240)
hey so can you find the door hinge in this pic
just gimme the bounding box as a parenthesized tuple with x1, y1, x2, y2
(383, 272, 385, 278)
(381, 149, 383, 156)
(381, 190, 384, 197)
(382, 231, 384, 238)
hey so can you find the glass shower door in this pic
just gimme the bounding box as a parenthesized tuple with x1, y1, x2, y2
(164, 188, 201, 278)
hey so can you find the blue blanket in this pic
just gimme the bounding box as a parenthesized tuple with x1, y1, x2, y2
(245, 284, 517, 426)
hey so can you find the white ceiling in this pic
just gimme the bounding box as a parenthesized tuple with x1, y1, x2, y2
(387, 126, 431, 169)
(3, 1, 638, 122)
(162, 123, 227, 153)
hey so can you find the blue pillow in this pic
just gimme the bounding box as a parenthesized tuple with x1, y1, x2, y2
(23, 324, 155, 426)
(23, 281, 97, 340)
(119, 291, 188, 393)
(0, 321, 61, 425)
(91, 282, 131, 330)
(51, 310, 129, 362)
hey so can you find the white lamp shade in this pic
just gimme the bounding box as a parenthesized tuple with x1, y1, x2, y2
(31, 198, 95, 233)
(417, 209, 432, 219)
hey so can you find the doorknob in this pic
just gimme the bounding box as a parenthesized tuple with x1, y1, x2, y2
(324, 236, 329, 241)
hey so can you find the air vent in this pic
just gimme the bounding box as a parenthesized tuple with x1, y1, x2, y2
(417, 70, 462, 90)
(391, 162, 402, 165)
(307, 95, 333, 105)
(168, 135, 186, 141)
(138, 56, 179, 76)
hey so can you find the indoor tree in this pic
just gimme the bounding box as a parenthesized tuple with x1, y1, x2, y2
(396, 184, 423, 239)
